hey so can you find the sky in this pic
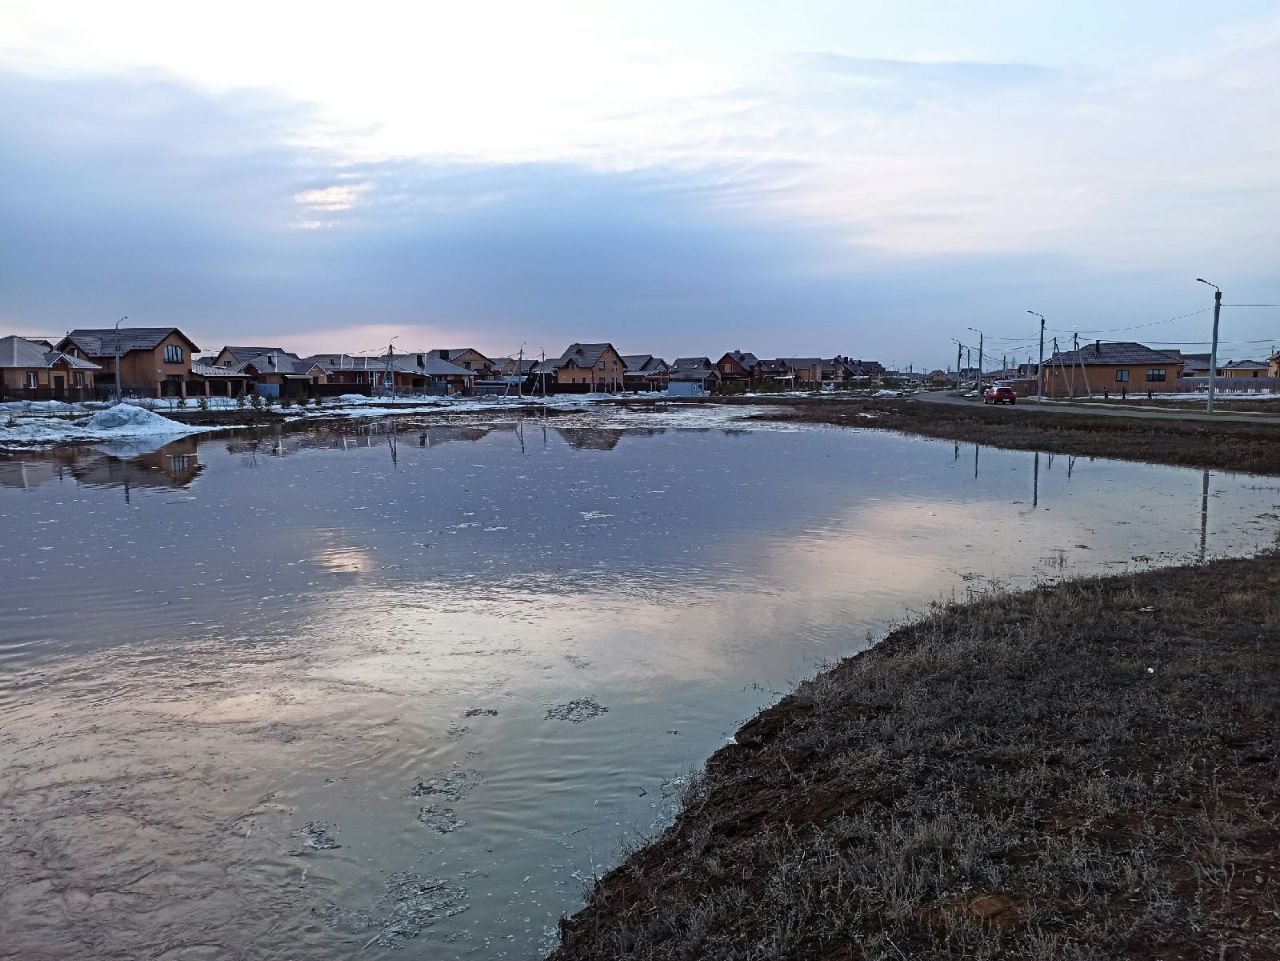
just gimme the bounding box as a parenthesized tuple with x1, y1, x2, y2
(1, 1, 1278, 369)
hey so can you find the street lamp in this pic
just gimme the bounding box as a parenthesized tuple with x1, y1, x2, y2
(1196, 279, 1223, 413)
(966, 326, 985, 391)
(1027, 311, 1046, 402)
(113, 315, 128, 403)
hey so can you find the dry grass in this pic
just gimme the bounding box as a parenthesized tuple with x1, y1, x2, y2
(550, 555, 1280, 961)
(701, 396, 1280, 476)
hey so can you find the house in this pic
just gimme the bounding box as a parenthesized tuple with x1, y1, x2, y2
(234, 351, 328, 398)
(1041, 341, 1184, 397)
(0, 335, 100, 400)
(306, 353, 476, 395)
(1221, 359, 1270, 379)
(1270, 352, 1280, 377)
(426, 348, 494, 374)
(777, 358, 825, 385)
(211, 345, 293, 369)
(551, 343, 627, 391)
(57, 327, 200, 398)
(1181, 353, 1212, 377)
(621, 355, 670, 392)
(716, 351, 761, 384)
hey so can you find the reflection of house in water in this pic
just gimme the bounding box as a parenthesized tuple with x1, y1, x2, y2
(553, 427, 626, 451)
(419, 426, 496, 447)
(0, 438, 203, 492)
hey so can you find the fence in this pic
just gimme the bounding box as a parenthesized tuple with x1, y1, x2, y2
(1175, 376, 1280, 394)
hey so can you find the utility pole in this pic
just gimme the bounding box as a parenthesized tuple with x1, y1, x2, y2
(967, 327, 984, 392)
(955, 342, 963, 389)
(385, 341, 396, 400)
(1028, 311, 1045, 403)
(1197, 279, 1223, 413)
(113, 315, 127, 403)
(517, 344, 524, 399)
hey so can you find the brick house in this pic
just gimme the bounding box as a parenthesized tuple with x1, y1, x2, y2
(552, 343, 627, 391)
(57, 327, 200, 398)
(0, 336, 100, 400)
(1041, 341, 1184, 397)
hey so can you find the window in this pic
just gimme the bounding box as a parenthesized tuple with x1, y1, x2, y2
(164, 344, 184, 363)
(26, 372, 37, 388)
(75, 373, 85, 388)
(1146, 369, 1167, 382)
(1115, 370, 1129, 382)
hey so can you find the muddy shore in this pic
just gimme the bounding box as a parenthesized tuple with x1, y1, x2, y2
(686, 395, 1280, 476)
(549, 554, 1280, 960)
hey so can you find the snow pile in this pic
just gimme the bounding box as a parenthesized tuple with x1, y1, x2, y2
(1, 403, 212, 448)
(82, 404, 194, 433)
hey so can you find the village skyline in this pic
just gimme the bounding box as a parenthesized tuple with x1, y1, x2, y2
(3, 2, 1278, 368)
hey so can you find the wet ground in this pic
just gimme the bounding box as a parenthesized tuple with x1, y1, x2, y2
(1, 405, 1278, 960)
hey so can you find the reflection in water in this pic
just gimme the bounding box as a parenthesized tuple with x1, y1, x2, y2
(0, 416, 1277, 961)
(0, 437, 203, 495)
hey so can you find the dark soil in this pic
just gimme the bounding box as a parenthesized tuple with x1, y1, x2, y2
(687, 396, 1280, 475)
(550, 554, 1280, 961)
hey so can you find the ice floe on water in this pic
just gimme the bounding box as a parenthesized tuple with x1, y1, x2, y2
(409, 768, 486, 802)
(545, 697, 610, 723)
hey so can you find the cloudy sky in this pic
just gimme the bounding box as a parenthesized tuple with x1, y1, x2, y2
(2, 1, 1278, 367)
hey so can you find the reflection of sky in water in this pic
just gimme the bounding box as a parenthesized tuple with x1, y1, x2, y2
(1, 418, 1278, 960)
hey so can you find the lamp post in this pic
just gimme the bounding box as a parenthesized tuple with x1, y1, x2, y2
(1027, 311, 1046, 402)
(113, 315, 128, 403)
(1196, 279, 1222, 413)
(967, 326, 984, 393)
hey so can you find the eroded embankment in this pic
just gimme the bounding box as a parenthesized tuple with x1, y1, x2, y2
(550, 554, 1280, 961)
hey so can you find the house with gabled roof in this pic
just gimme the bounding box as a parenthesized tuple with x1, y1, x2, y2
(621, 355, 669, 392)
(426, 348, 494, 373)
(1042, 341, 1184, 397)
(1, 335, 101, 400)
(715, 350, 761, 384)
(551, 343, 626, 392)
(212, 346, 294, 368)
(1221, 359, 1270, 379)
(57, 327, 200, 398)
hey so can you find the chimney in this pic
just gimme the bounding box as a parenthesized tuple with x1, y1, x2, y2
(1094, 340, 1101, 355)
(268, 353, 275, 367)
(416, 353, 424, 367)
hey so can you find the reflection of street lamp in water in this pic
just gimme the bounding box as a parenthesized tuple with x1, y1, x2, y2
(1199, 470, 1211, 563)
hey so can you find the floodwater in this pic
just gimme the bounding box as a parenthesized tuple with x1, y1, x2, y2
(1, 406, 1277, 960)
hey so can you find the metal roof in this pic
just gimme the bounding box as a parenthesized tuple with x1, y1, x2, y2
(552, 343, 620, 369)
(0, 336, 101, 370)
(1044, 341, 1183, 367)
(60, 327, 198, 355)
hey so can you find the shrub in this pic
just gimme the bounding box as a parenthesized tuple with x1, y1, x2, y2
(250, 392, 262, 409)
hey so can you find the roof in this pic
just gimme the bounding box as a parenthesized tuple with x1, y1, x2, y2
(427, 348, 491, 363)
(671, 357, 713, 370)
(219, 346, 291, 363)
(622, 354, 668, 373)
(778, 357, 823, 368)
(236, 351, 310, 375)
(721, 350, 760, 369)
(1222, 359, 1269, 370)
(1044, 341, 1184, 367)
(302, 353, 474, 377)
(190, 361, 248, 378)
(0, 336, 101, 370)
(552, 343, 620, 369)
(60, 327, 198, 356)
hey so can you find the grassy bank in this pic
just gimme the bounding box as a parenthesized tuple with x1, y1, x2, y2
(550, 554, 1280, 961)
(709, 396, 1280, 475)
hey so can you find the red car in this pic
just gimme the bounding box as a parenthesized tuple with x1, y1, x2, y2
(984, 385, 1017, 405)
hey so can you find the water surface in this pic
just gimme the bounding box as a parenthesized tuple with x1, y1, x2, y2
(1, 408, 1276, 960)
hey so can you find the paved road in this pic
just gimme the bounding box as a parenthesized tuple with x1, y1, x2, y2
(913, 390, 1280, 426)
